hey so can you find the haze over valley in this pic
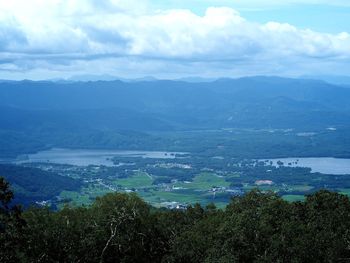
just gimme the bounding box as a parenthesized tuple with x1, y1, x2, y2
(1, 1, 350, 262)
(1, 76, 350, 208)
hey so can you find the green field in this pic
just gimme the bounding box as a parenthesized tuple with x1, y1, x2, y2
(59, 190, 91, 207)
(175, 172, 230, 190)
(282, 195, 305, 202)
(48, 165, 336, 210)
(112, 172, 153, 188)
(59, 185, 112, 208)
(58, 172, 225, 207)
(338, 188, 350, 196)
(289, 185, 314, 192)
(143, 190, 203, 204)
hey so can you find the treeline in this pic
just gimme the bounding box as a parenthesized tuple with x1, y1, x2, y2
(1, 177, 350, 262)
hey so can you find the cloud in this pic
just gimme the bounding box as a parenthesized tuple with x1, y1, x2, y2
(0, 0, 349, 79)
(166, 0, 350, 8)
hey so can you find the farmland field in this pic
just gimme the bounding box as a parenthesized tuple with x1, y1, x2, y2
(12, 150, 347, 209)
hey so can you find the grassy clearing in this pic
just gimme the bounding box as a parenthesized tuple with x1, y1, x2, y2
(282, 195, 305, 202)
(226, 172, 241, 178)
(83, 185, 112, 198)
(112, 172, 153, 188)
(338, 188, 350, 196)
(59, 190, 92, 207)
(289, 185, 313, 192)
(59, 184, 114, 208)
(242, 183, 257, 189)
(213, 202, 229, 209)
(255, 185, 280, 192)
(143, 190, 203, 204)
(175, 172, 230, 190)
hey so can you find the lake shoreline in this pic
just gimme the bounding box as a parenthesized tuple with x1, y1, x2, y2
(262, 157, 350, 175)
(7, 148, 188, 167)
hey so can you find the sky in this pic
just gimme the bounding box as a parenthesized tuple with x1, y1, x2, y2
(0, 0, 349, 80)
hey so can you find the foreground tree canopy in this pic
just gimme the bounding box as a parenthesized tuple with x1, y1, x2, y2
(1, 177, 350, 262)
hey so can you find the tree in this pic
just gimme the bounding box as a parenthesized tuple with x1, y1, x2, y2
(0, 177, 25, 262)
(0, 177, 14, 213)
(2, 185, 350, 262)
(22, 193, 166, 263)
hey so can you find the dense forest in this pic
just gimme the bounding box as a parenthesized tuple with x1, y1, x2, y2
(1, 177, 350, 262)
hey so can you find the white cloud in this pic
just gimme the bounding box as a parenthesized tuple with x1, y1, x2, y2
(172, 0, 350, 8)
(0, 0, 349, 79)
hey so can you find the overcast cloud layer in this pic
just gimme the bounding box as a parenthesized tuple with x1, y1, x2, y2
(0, 0, 349, 80)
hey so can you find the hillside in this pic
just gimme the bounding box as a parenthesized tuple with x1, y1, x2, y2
(1, 77, 350, 158)
(1, 77, 350, 131)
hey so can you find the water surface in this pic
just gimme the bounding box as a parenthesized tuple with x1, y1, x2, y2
(266, 157, 350, 175)
(14, 148, 187, 167)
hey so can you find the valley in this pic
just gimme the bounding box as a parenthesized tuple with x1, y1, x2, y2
(3, 142, 350, 209)
(2, 2, 350, 261)
(1, 77, 350, 209)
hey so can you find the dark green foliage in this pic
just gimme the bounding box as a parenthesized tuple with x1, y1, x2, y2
(0, 164, 82, 206)
(1, 177, 350, 262)
(168, 190, 350, 263)
(22, 193, 169, 263)
(0, 177, 13, 210)
(0, 177, 26, 262)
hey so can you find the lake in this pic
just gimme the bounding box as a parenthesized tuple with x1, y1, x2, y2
(13, 148, 187, 167)
(265, 157, 350, 175)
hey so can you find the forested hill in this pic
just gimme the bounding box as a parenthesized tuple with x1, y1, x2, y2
(2, 77, 350, 158)
(1, 77, 350, 110)
(0, 164, 81, 207)
(1, 77, 350, 132)
(1, 177, 350, 262)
